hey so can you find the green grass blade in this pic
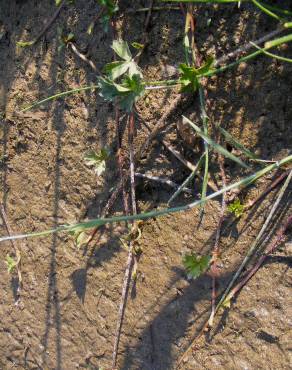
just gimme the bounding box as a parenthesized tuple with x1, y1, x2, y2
(201, 33, 292, 79)
(250, 41, 292, 63)
(264, 33, 292, 49)
(183, 116, 250, 169)
(20, 85, 99, 112)
(218, 126, 258, 159)
(168, 152, 205, 205)
(251, 0, 282, 21)
(2, 155, 291, 244)
(262, 3, 292, 17)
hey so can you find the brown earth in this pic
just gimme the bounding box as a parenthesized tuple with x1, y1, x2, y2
(0, 1, 292, 369)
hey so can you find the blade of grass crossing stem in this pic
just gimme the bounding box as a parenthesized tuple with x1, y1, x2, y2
(217, 126, 258, 160)
(20, 85, 99, 112)
(0, 155, 291, 243)
(251, 0, 283, 21)
(264, 33, 292, 48)
(250, 42, 292, 63)
(261, 2, 292, 17)
(201, 33, 292, 79)
(183, 115, 250, 169)
(168, 152, 206, 205)
(215, 169, 292, 313)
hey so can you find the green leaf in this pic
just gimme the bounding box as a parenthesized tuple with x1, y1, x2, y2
(55, 0, 62, 5)
(178, 58, 214, 93)
(6, 255, 17, 274)
(131, 42, 144, 50)
(98, 0, 118, 16)
(84, 148, 110, 176)
(98, 74, 145, 112)
(182, 116, 250, 169)
(182, 253, 211, 279)
(16, 41, 35, 47)
(227, 198, 244, 217)
(105, 40, 142, 80)
(104, 60, 142, 80)
(87, 22, 95, 35)
(179, 63, 199, 93)
(71, 230, 91, 248)
(112, 39, 132, 61)
(118, 74, 145, 112)
(197, 56, 215, 75)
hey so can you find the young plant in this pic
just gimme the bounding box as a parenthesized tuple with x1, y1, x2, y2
(84, 148, 110, 176)
(227, 198, 244, 217)
(183, 253, 211, 279)
(6, 255, 17, 274)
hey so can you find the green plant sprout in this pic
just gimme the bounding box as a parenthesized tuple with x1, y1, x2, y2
(99, 0, 119, 32)
(84, 148, 110, 176)
(5, 255, 17, 274)
(228, 198, 244, 217)
(183, 253, 211, 279)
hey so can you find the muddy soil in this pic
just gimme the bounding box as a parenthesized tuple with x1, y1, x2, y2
(0, 1, 292, 369)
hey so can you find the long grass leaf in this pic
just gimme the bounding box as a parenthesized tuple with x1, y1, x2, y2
(20, 85, 99, 112)
(1, 155, 291, 243)
(218, 126, 258, 159)
(183, 116, 250, 169)
(168, 152, 205, 204)
(251, 41, 292, 63)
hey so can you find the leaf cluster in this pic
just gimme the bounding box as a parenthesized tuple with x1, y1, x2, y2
(182, 253, 211, 279)
(178, 57, 214, 92)
(227, 198, 244, 217)
(98, 40, 144, 111)
(84, 148, 110, 176)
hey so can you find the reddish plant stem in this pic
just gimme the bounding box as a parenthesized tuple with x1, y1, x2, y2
(245, 169, 289, 210)
(209, 154, 227, 326)
(112, 113, 138, 368)
(227, 215, 292, 301)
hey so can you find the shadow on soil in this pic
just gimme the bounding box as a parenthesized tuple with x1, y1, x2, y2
(0, 0, 292, 368)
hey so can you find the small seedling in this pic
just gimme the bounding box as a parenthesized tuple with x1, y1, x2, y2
(84, 148, 110, 176)
(88, 0, 119, 34)
(182, 253, 211, 279)
(58, 29, 75, 52)
(69, 229, 91, 249)
(5, 255, 17, 274)
(178, 57, 214, 93)
(228, 198, 244, 218)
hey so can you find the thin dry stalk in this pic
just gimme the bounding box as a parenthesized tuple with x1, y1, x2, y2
(33, 0, 65, 45)
(215, 27, 284, 66)
(112, 112, 137, 368)
(68, 42, 98, 73)
(216, 169, 292, 312)
(135, 172, 193, 194)
(226, 214, 292, 303)
(177, 170, 292, 368)
(209, 154, 227, 327)
(0, 205, 22, 301)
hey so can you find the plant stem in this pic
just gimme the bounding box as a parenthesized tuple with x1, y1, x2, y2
(0, 205, 22, 301)
(226, 214, 292, 301)
(215, 169, 292, 313)
(1, 155, 291, 243)
(136, 172, 193, 194)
